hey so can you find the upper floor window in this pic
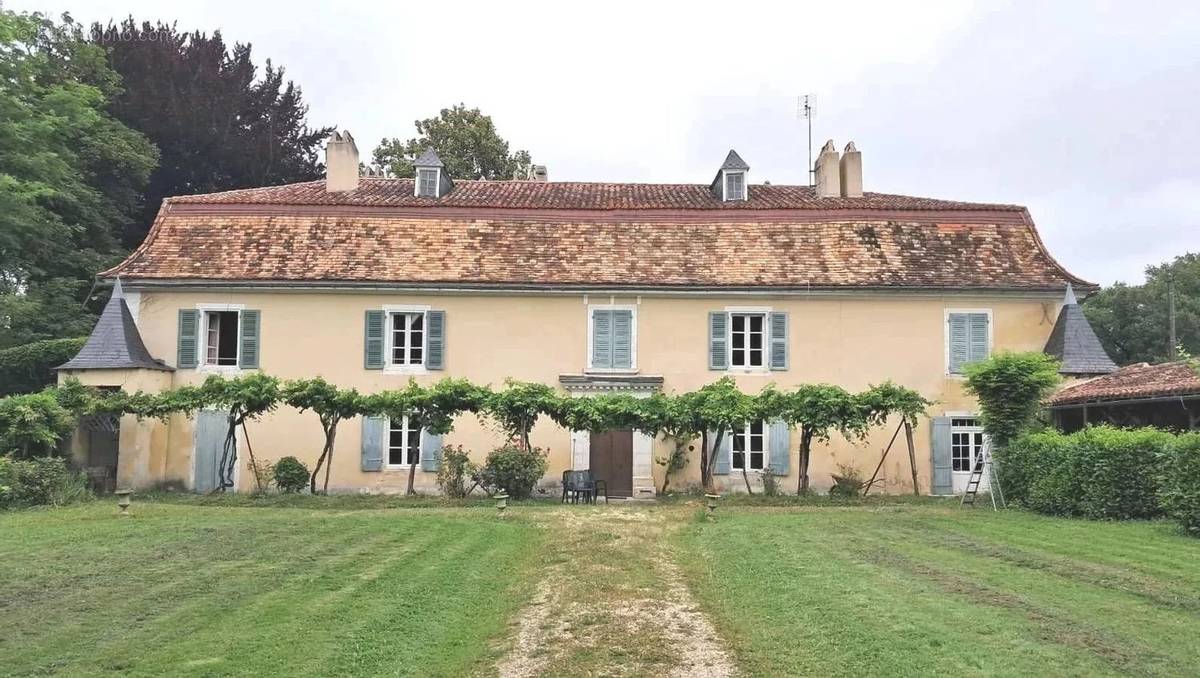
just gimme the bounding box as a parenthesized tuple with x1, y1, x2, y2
(388, 416, 423, 467)
(589, 307, 635, 371)
(203, 310, 240, 366)
(731, 420, 767, 471)
(710, 309, 787, 372)
(417, 168, 438, 198)
(724, 171, 745, 201)
(947, 311, 990, 374)
(391, 312, 425, 366)
(730, 313, 765, 368)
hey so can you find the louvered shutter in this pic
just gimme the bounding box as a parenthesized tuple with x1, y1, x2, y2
(947, 313, 969, 374)
(768, 420, 791, 475)
(968, 313, 989, 365)
(177, 309, 200, 369)
(361, 416, 385, 471)
(239, 310, 260, 369)
(709, 312, 728, 370)
(364, 310, 385, 369)
(426, 310, 445, 370)
(769, 312, 788, 371)
(612, 310, 633, 369)
(712, 431, 731, 475)
(420, 430, 443, 472)
(931, 416, 952, 495)
(592, 310, 613, 369)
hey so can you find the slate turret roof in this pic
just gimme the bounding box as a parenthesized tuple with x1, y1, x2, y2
(1042, 284, 1118, 376)
(57, 279, 172, 371)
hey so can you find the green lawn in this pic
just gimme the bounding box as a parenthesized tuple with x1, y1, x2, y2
(674, 505, 1200, 677)
(0, 501, 542, 677)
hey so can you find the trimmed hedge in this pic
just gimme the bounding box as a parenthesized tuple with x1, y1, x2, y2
(0, 338, 87, 396)
(1001, 425, 1193, 526)
(1160, 433, 1200, 535)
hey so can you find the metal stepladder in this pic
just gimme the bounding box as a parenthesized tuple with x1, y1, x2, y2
(960, 438, 1006, 510)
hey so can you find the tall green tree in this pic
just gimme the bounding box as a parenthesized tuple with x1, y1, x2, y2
(89, 18, 331, 246)
(0, 10, 157, 348)
(1084, 252, 1200, 364)
(372, 104, 533, 180)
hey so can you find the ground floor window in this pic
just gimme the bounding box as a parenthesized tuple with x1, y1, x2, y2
(951, 418, 985, 472)
(732, 421, 767, 471)
(388, 416, 422, 467)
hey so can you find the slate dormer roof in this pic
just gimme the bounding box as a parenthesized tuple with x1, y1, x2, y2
(414, 148, 444, 168)
(719, 150, 749, 171)
(1043, 284, 1118, 376)
(57, 280, 172, 371)
(710, 150, 750, 198)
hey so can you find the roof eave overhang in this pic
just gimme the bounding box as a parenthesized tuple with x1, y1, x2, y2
(1047, 392, 1200, 409)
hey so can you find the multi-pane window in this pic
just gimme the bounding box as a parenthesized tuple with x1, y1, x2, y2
(732, 421, 767, 471)
(417, 168, 438, 197)
(730, 313, 765, 368)
(948, 312, 990, 374)
(204, 311, 239, 366)
(388, 416, 422, 467)
(725, 171, 745, 201)
(391, 312, 425, 366)
(951, 418, 985, 472)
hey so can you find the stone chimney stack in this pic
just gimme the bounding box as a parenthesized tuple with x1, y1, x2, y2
(814, 140, 841, 198)
(839, 141, 863, 198)
(325, 131, 359, 192)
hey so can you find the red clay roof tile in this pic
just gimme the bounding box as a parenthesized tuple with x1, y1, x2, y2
(1048, 361, 1200, 405)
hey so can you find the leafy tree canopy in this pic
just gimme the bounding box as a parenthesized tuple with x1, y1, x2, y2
(1084, 252, 1200, 365)
(372, 104, 533, 180)
(963, 351, 1061, 449)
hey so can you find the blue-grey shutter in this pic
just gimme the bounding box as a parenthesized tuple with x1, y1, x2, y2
(947, 313, 968, 374)
(592, 310, 613, 369)
(177, 309, 200, 369)
(364, 310, 385, 369)
(612, 310, 633, 369)
(709, 312, 728, 370)
(769, 312, 788, 371)
(420, 430, 443, 472)
(968, 313, 989, 365)
(931, 416, 952, 495)
(361, 416, 385, 471)
(193, 410, 226, 493)
(239, 310, 260, 369)
(768, 419, 790, 475)
(712, 430, 731, 475)
(426, 310, 445, 370)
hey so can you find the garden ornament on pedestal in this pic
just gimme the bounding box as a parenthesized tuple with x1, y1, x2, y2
(115, 489, 132, 517)
(496, 493, 509, 518)
(705, 493, 721, 518)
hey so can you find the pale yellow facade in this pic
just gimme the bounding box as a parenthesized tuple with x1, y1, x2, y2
(63, 288, 1065, 496)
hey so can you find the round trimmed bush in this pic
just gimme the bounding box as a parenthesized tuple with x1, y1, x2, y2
(272, 456, 310, 493)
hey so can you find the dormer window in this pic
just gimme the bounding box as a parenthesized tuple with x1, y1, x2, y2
(417, 167, 438, 198)
(412, 148, 453, 198)
(710, 149, 750, 202)
(724, 171, 745, 201)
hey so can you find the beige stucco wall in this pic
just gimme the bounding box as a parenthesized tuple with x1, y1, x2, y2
(114, 288, 1062, 495)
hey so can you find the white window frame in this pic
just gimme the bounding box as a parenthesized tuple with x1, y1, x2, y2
(383, 304, 431, 374)
(385, 415, 424, 469)
(948, 415, 986, 474)
(944, 308, 993, 377)
(415, 167, 439, 197)
(196, 303, 244, 374)
(730, 420, 770, 472)
(722, 170, 746, 201)
(586, 303, 638, 373)
(725, 305, 771, 373)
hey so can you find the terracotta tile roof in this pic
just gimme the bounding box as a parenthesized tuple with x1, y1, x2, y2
(1047, 361, 1200, 406)
(106, 178, 1091, 290)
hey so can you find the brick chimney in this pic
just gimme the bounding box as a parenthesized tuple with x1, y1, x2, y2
(814, 140, 841, 198)
(839, 141, 863, 197)
(325, 131, 359, 192)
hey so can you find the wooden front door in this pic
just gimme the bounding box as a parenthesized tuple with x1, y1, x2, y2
(590, 430, 634, 498)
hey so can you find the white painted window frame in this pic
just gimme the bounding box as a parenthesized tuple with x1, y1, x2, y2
(196, 303, 245, 374)
(586, 303, 639, 373)
(730, 420, 770, 472)
(385, 415, 424, 469)
(725, 305, 771, 374)
(944, 308, 993, 378)
(415, 167, 440, 197)
(383, 304, 431, 375)
(722, 169, 747, 201)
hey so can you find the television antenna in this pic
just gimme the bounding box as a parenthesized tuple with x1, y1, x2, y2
(798, 95, 814, 186)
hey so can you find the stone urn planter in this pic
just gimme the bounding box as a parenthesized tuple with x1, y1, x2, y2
(114, 489, 133, 517)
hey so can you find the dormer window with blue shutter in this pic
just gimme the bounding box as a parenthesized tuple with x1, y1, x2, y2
(710, 149, 750, 202)
(417, 167, 438, 198)
(946, 309, 991, 374)
(412, 148, 453, 198)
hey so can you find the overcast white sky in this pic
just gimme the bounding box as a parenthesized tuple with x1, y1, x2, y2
(13, 0, 1200, 286)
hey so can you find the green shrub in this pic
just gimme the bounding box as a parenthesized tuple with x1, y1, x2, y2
(0, 457, 91, 508)
(1161, 433, 1200, 535)
(828, 463, 865, 498)
(436, 445, 476, 498)
(272, 456, 309, 493)
(0, 338, 87, 396)
(0, 391, 76, 458)
(963, 352, 1061, 449)
(476, 444, 548, 500)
